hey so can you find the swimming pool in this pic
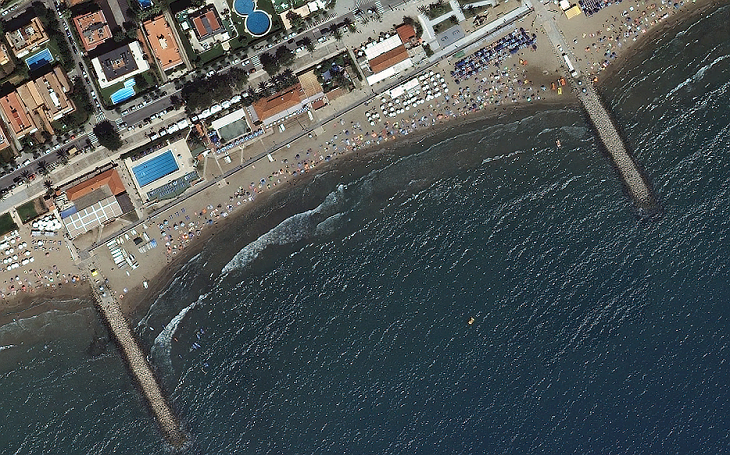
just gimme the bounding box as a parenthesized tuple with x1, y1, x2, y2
(25, 49, 54, 71)
(110, 79, 137, 104)
(233, 0, 272, 37)
(132, 150, 179, 187)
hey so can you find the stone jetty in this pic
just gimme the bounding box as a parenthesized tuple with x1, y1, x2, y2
(531, 0, 657, 214)
(92, 276, 186, 447)
(579, 84, 657, 213)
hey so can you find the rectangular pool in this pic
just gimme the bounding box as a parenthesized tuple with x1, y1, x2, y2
(132, 150, 179, 187)
(26, 48, 54, 71)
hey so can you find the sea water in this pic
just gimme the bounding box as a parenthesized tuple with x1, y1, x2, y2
(1, 5, 729, 453)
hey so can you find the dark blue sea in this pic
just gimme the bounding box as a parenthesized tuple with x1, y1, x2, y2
(1, 6, 730, 453)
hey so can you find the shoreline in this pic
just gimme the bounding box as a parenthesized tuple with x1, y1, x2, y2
(124, 97, 574, 326)
(595, 0, 723, 88)
(0, 0, 719, 332)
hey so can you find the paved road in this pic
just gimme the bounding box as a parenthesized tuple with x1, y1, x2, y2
(0, 0, 423, 204)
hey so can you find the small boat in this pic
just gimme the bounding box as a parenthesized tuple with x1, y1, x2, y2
(556, 139, 562, 148)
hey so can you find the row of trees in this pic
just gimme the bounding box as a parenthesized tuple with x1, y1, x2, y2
(180, 67, 250, 113)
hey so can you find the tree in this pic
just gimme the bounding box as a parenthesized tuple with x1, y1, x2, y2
(93, 121, 123, 151)
(286, 11, 304, 30)
(257, 80, 269, 97)
(43, 179, 54, 197)
(275, 46, 295, 67)
(135, 74, 149, 91)
(37, 160, 48, 175)
(334, 28, 343, 41)
(260, 52, 280, 76)
(302, 36, 315, 53)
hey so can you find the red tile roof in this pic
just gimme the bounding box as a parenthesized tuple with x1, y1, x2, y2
(66, 169, 126, 201)
(396, 24, 416, 43)
(369, 45, 409, 73)
(252, 84, 304, 122)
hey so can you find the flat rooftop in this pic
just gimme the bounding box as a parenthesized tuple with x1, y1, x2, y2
(143, 15, 183, 71)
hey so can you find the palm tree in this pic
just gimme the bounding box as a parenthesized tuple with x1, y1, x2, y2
(20, 169, 30, 182)
(37, 160, 48, 175)
(258, 80, 269, 97)
(281, 68, 295, 84)
(43, 179, 53, 190)
(56, 149, 69, 165)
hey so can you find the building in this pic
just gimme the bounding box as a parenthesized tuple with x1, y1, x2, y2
(0, 92, 37, 139)
(143, 15, 183, 71)
(59, 168, 133, 238)
(395, 23, 418, 46)
(366, 44, 412, 85)
(0, 123, 12, 153)
(73, 10, 112, 52)
(5, 17, 50, 58)
(368, 45, 409, 74)
(361, 34, 414, 86)
(251, 84, 306, 126)
(91, 42, 150, 88)
(190, 6, 224, 40)
(16, 67, 75, 133)
(0, 44, 10, 66)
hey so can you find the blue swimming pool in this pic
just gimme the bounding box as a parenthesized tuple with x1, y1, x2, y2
(132, 150, 179, 187)
(246, 11, 271, 36)
(25, 48, 54, 71)
(233, 0, 272, 37)
(137, 0, 152, 7)
(110, 79, 136, 104)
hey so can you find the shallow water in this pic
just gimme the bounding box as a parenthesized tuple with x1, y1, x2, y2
(1, 5, 729, 453)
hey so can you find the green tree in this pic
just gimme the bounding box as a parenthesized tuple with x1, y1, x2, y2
(302, 36, 315, 53)
(275, 46, 295, 67)
(260, 52, 280, 76)
(93, 121, 122, 151)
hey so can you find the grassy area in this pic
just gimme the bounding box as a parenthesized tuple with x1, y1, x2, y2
(98, 79, 128, 105)
(198, 43, 226, 66)
(462, 4, 491, 18)
(271, 0, 307, 14)
(0, 148, 15, 166)
(172, 18, 198, 65)
(0, 212, 17, 236)
(16, 199, 44, 224)
(421, 0, 452, 19)
(433, 15, 459, 34)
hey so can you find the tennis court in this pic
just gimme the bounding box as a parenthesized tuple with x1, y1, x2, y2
(132, 150, 179, 187)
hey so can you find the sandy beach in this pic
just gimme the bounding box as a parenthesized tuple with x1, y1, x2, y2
(0, 0, 718, 326)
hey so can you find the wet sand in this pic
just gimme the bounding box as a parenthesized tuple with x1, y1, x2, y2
(0, 0, 717, 328)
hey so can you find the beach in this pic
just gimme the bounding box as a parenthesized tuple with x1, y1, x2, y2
(0, 0, 719, 345)
(1, 0, 729, 449)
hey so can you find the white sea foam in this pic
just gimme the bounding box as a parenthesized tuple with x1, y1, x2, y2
(221, 184, 347, 275)
(0, 344, 15, 352)
(665, 54, 730, 100)
(151, 293, 208, 373)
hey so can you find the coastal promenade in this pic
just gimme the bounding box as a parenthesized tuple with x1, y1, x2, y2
(531, 0, 657, 213)
(88, 1, 537, 254)
(91, 271, 186, 448)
